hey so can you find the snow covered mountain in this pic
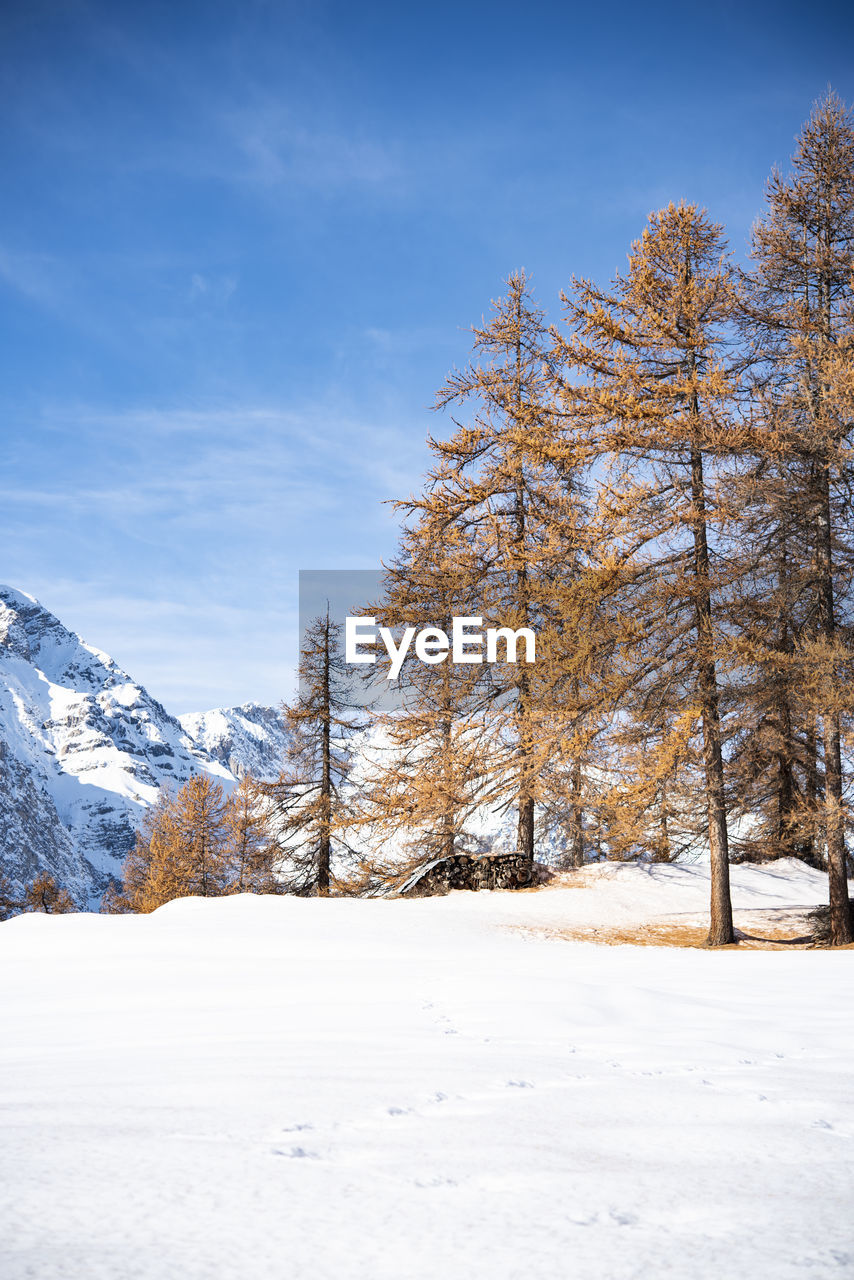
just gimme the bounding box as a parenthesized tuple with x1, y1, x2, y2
(0, 586, 288, 908)
(179, 703, 290, 781)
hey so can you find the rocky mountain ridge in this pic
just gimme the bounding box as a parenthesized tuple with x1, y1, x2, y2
(0, 586, 289, 907)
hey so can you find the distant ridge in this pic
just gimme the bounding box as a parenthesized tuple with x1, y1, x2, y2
(0, 586, 288, 907)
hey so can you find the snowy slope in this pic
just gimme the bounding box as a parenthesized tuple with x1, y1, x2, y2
(0, 586, 236, 905)
(1, 862, 851, 1280)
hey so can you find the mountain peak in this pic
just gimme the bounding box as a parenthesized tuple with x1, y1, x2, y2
(0, 584, 117, 683)
(0, 586, 286, 908)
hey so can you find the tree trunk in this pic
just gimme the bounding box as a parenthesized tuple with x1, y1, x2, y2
(804, 713, 821, 865)
(440, 698, 455, 860)
(513, 299, 535, 869)
(318, 615, 332, 896)
(658, 804, 671, 863)
(567, 759, 584, 868)
(773, 614, 797, 858)
(815, 464, 852, 943)
(690, 443, 734, 946)
(200, 830, 208, 897)
(517, 792, 535, 864)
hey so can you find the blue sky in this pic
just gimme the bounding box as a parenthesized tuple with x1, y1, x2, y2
(1, 0, 852, 712)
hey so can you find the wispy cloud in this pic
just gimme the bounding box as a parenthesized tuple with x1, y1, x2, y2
(20, 577, 300, 715)
(223, 104, 402, 190)
(0, 247, 67, 308)
(1, 398, 433, 711)
(109, 92, 405, 200)
(187, 272, 238, 305)
(1, 402, 427, 523)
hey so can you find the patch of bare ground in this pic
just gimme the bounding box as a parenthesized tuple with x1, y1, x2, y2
(514, 908, 854, 949)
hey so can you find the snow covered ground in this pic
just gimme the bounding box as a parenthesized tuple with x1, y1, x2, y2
(2, 862, 853, 1279)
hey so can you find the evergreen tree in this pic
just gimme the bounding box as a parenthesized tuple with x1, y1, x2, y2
(23, 872, 77, 914)
(724, 447, 820, 865)
(262, 611, 364, 895)
(407, 272, 589, 870)
(116, 774, 264, 912)
(0, 873, 20, 920)
(744, 91, 854, 943)
(226, 773, 280, 893)
(173, 773, 230, 898)
(555, 202, 743, 943)
(357, 517, 490, 880)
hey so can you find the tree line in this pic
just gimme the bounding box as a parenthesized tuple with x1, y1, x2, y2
(103, 93, 854, 947)
(268, 93, 854, 946)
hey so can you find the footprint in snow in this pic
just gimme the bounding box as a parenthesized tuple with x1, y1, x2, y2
(568, 1209, 638, 1229)
(272, 1146, 320, 1160)
(794, 1251, 851, 1270)
(812, 1119, 833, 1130)
(507, 1080, 533, 1089)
